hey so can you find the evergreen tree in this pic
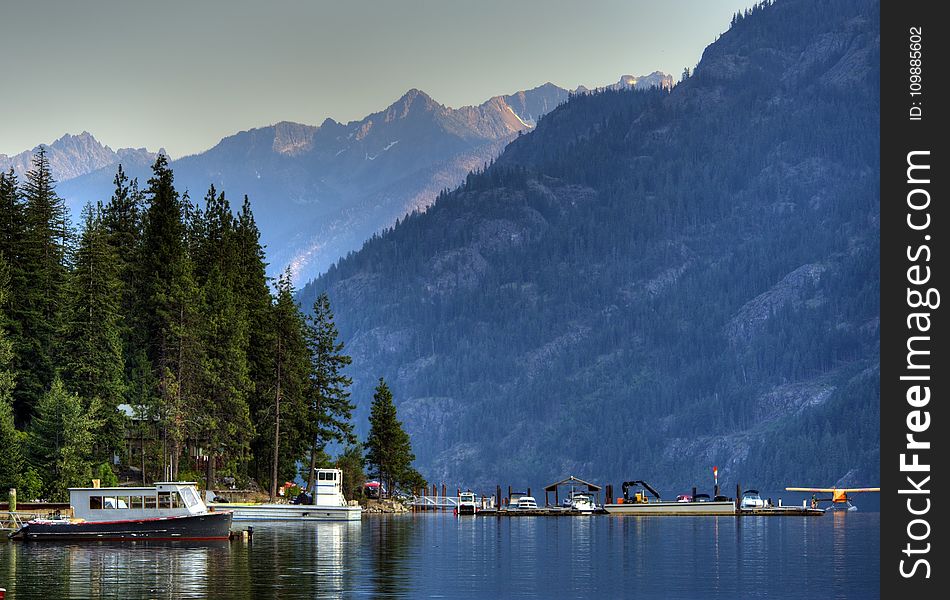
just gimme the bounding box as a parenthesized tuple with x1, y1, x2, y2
(335, 443, 365, 501)
(262, 270, 310, 498)
(0, 169, 25, 273)
(12, 148, 70, 424)
(102, 164, 146, 360)
(303, 292, 355, 491)
(138, 155, 203, 479)
(26, 377, 99, 501)
(236, 196, 278, 484)
(60, 204, 126, 461)
(0, 256, 24, 491)
(194, 187, 253, 486)
(365, 378, 420, 496)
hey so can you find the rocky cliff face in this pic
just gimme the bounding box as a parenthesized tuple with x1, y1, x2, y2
(49, 74, 667, 283)
(0, 132, 158, 184)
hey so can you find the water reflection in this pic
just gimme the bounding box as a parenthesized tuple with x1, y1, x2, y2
(3, 540, 227, 598)
(0, 513, 880, 599)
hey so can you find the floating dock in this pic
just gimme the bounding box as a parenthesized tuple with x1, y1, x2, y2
(476, 507, 603, 517)
(738, 506, 824, 516)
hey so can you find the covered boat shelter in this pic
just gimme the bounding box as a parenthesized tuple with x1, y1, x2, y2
(543, 476, 602, 508)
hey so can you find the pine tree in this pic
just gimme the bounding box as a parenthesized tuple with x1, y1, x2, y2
(365, 378, 420, 496)
(12, 148, 71, 423)
(235, 196, 276, 483)
(262, 270, 310, 499)
(303, 292, 355, 491)
(26, 377, 99, 501)
(60, 204, 126, 462)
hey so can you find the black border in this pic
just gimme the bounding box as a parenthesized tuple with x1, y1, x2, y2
(881, 0, 943, 591)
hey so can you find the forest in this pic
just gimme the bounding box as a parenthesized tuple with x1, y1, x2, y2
(299, 0, 881, 490)
(0, 152, 419, 502)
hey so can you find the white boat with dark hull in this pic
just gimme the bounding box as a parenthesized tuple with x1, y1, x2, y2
(603, 480, 736, 516)
(9, 482, 232, 541)
(214, 469, 361, 522)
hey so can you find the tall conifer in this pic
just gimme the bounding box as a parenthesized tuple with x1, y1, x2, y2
(60, 204, 126, 461)
(14, 148, 70, 423)
(303, 292, 354, 491)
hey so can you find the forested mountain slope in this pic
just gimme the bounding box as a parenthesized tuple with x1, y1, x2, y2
(301, 0, 880, 492)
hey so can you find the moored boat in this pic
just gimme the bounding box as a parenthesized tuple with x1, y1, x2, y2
(9, 482, 232, 541)
(458, 490, 479, 515)
(213, 468, 361, 521)
(603, 480, 736, 516)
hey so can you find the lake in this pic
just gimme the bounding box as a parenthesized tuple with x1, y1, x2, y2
(0, 510, 880, 598)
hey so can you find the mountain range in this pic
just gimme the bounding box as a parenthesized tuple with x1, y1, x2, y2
(298, 0, 881, 493)
(6, 73, 672, 283)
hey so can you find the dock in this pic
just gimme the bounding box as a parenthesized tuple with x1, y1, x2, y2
(738, 506, 824, 516)
(476, 507, 604, 517)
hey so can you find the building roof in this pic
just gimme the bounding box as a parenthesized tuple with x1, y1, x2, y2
(543, 475, 602, 492)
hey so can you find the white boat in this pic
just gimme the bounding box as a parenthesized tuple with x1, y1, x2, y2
(507, 493, 538, 510)
(569, 492, 596, 513)
(739, 489, 765, 509)
(458, 490, 479, 515)
(514, 496, 538, 510)
(212, 469, 361, 521)
(10, 482, 232, 541)
(603, 480, 737, 516)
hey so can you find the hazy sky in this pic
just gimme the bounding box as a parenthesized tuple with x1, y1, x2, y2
(1, 0, 751, 158)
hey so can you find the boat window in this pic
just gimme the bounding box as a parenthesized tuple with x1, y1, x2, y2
(89, 496, 103, 510)
(318, 471, 326, 481)
(145, 495, 157, 509)
(158, 492, 172, 509)
(130, 496, 144, 509)
(117, 496, 130, 509)
(179, 486, 200, 508)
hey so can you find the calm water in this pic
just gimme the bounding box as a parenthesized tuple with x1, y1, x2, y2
(0, 511, 879, 599)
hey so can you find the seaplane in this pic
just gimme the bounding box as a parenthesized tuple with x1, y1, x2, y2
(785, 486, 880, 511)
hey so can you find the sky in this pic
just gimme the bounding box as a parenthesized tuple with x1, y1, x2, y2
(1, 0, 752, 158)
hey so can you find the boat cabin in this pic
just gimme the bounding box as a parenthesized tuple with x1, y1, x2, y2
(312, 468, 349, 507)
(70, 482, 209, 522)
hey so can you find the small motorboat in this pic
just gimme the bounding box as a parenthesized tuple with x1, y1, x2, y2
(569, 493, 596, 513)
(740, 490, 765, 509)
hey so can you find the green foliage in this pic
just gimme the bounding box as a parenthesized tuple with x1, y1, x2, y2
(60, 204, 127, 460)
(96, 462, 119, 487)
(303, 292, 355, 488)
(0, 256, 23, 492)
(365, 378, 419, 494)
(2, 150, 341, 495)
(336, 443, 366, 501)
(9, 148, 70, 423)
(26, 377, 99, 501)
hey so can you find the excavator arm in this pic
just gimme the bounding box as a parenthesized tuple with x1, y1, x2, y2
(621, 480, 662, 501)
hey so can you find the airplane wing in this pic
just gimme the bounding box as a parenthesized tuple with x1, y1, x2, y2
(785, 487, 880, 493)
